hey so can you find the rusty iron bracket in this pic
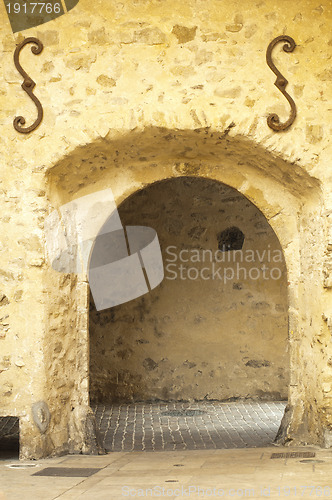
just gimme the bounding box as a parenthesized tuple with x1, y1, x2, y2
(266, 35, 297, 131)
(13, 37, 44, 134)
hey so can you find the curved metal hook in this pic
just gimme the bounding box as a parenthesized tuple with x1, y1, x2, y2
(266, 35, 297, 131)
(13, 37, 44, 134)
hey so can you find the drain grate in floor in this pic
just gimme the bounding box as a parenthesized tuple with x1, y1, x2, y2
(161, 410, 206, 417)
(32, 467, 101, 477)
(271, 452, 316, 459)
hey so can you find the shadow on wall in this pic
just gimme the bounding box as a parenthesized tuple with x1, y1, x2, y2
(89, 176, 290, 404)
(46, 127, 321, 206)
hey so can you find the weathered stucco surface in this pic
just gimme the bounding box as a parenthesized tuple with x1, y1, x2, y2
(90, 177, 289, 403)
(0, 0, 331, 458)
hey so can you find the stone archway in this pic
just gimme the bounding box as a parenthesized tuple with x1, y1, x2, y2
(40, 128, 327, 459)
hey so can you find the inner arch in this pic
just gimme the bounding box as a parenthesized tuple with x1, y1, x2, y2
(89, 176, 289, 450)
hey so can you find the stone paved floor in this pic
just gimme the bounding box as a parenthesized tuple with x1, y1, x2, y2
(1, 444, 330, 500)
(93, 401, 287, 452)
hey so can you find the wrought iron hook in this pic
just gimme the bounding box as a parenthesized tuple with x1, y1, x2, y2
(13, 37, 44, 134)
(266, 35, 297, 131)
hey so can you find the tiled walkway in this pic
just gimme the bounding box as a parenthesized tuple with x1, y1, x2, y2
(1, 445, 330, 500)
(2, 402, 331, 500)
(93, 401, 287, 452)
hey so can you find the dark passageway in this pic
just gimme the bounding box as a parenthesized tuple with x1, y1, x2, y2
(89, 177, 289, 452)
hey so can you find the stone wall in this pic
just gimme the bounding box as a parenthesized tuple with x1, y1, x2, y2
(90, 177, 289, 403)
(0, 0, 331, 458)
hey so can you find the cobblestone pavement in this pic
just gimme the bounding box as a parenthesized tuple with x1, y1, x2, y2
(93, 401, 287, 452)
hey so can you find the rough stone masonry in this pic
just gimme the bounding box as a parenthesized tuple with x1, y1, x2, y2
(0, 0, 331, 458)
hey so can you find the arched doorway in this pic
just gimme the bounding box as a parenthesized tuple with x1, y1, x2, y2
(89, 177, 289, 451)
(39, 128, 325, 459)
